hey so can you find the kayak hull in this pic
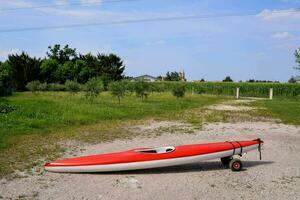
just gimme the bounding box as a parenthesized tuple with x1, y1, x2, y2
(45, 142, 260, 173)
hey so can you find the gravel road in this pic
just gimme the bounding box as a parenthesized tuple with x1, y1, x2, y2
(1, 121, 299, 200)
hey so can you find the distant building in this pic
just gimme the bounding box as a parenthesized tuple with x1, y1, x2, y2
(133, 75, 158, 82)
(294, 76, 300, 83)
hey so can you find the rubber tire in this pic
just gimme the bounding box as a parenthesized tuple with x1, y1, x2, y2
(229, 158, 243, 172)
(221, 156, 232, 166)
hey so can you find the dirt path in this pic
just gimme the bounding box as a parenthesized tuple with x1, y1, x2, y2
(1, 101, 300, 200)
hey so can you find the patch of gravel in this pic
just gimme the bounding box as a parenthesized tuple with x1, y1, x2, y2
(1, 120, 299, 200)
(207, 104, 254, 111)
(207, 99, 259, 111)
(135, 120, 196, 136)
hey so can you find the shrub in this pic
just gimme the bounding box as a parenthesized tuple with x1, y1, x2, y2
(84, 78, 104, 103)
(48, 83, 66, 91)
(65, 80, 81, 94)
(172, 84, 186, 98)
(134, 81, 150, 100)
(26, 81, 49, 92)
(109, 81, 126, 104)
(39, 82, 48, 91)
(26, 81, 41, 92)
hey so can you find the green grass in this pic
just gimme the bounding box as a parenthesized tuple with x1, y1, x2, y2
(1, 91, 298, 177)
(0, 91, 223, 177)
(254, 99, 300, 125)
(0, 92, 222, 147)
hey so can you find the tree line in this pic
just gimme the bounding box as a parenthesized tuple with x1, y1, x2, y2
(0, 44, 125, 96)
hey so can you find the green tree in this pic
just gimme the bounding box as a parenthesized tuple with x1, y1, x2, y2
(109, 81, 126, 104)
(96, 53, 125, 80)
(84, 78, 104, 103)
(75, 59, 92, 84)
(78, 53, 97, 82)
(7, 52, 41, 90)
(165, 71, 181, 81)
(0, 62, 13, 96)
(54, 62, 79, 83)
(172, 84, 186, 98)
(40, 59, 59, 83)
(47, 44, 78, 64)
(135, 81, 150, 100)
(223, 76, 233, 82)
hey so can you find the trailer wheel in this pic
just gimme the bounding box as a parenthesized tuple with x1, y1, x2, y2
(229, 158, 243, 172)
(221, 156, 232, 166)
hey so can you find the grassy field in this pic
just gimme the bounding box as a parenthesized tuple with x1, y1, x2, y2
(1, 91, 299, 178)
(254, 99, 300, 125)
(0, 91, 224, 177)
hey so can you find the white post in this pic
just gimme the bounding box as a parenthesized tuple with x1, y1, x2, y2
(236, 87, 240, 99)
(269, 88, 273, 100)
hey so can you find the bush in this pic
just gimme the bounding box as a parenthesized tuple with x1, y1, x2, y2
(25, 81, 49, 92)
(84, 78, 104, 102)
(48, 83, 65, 91)
(39, 82, 48, 91)
(26, 81, 41, 92)
(65, 80, 81, 94)
(134, 81, 150, 100)
(109, 81, 126, 104)
(172, 84, 186, 98)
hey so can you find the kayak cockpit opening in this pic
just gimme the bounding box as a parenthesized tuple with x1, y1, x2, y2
(135, 146, 175, 154)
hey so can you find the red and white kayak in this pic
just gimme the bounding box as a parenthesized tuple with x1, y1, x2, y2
(45, 139, 263, 173)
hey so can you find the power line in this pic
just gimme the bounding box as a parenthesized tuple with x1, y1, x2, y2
(0, 0, 142, 11)
(0, 9, 299, 33)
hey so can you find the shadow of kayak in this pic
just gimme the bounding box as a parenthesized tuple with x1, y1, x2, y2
(87, 160, 274, 175)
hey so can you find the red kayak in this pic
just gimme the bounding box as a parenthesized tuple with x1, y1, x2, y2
(45, 138, 263, 172)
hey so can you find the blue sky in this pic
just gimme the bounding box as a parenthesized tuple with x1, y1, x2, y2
(0, 0, 300, 82)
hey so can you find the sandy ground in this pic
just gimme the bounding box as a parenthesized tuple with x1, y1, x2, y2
(1, 103, 300, 200)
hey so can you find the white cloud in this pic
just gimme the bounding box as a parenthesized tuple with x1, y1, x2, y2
(38, 7, 98, 18)
(0, 0, 103, 18)
(257, 9, 300, 20)
(271, 32, 292, 39)
(0, 49, 20, 56)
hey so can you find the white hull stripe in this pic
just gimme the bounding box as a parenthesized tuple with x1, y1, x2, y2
(45, 144, 258, 173)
